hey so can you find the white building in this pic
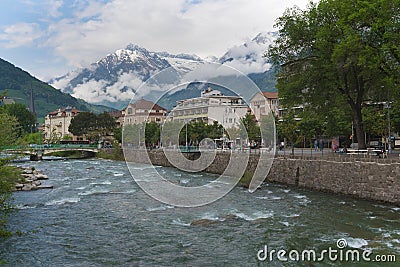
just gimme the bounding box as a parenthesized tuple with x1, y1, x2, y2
(249, 92, 279, 121)
(171, 87, 248, 128)
(44, 106, 81, 140)
(123, 99, 167, 125)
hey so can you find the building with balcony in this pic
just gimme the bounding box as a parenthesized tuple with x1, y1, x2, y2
(123, 99, 167, 125)
(249, 91, 279, 121)
(44, 106, 81, 140)
(171, 87, 248, 128)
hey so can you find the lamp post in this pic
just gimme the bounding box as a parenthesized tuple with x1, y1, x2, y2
(138, 124, 141, 148)
(185, 121, 188, 150)
(30, 124, 33, 144)
(387, 102, 392, 154)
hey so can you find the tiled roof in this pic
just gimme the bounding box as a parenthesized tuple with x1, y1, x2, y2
(47, 107, 80, 117)
(262, 92, 279, 99)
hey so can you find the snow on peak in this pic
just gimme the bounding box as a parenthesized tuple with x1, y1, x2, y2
(218, 32, 275, 74)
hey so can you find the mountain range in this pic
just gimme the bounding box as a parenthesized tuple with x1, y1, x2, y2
(50, 32, 277, 110)
(0, 58, 113, 120)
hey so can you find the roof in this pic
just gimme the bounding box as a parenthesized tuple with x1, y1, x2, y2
(129, 99, 166, 111)
(47, 107, 80, 117)
(262, 92, 279, 99)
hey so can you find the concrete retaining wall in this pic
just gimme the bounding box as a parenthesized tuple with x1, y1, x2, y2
(124, 149, 400, 206)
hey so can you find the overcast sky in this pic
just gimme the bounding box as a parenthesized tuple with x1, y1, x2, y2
(0, 0, 310, 80)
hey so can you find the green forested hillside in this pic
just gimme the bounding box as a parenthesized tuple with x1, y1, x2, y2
(0, 58, 113, 120)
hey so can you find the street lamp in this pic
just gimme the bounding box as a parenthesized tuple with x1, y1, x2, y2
(138, 124, 141, 148)
(386, 102, 392, 154)
(185, 121, 188, 150)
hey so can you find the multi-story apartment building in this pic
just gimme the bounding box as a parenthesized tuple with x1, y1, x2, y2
(171, 87, 248, 129)
(249, 91, 279, 121)
(123, 99, 167, 125)
(44, 106, 81, 140)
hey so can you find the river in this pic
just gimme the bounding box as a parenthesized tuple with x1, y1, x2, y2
(0, 158, 399, 266)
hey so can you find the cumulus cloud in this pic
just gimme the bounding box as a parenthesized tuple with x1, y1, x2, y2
(0, 23, 43, 48)
(43, 0, 309, 70)
(221, 38, 272, 74)
(69, 71, 144, 104)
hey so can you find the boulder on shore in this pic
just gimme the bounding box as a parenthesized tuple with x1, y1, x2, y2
(15, 167, 52, 191)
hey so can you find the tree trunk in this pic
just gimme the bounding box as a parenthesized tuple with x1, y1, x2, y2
(352, 107, 366, 149)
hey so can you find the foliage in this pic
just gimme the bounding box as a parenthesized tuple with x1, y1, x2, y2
(267, 0, 400, 149)
(0, 103, 36, 136)
(0, 113, 23, 237)
(69, 112, 117, 140)
(123, 120, 226, 148)
(0, 158, 23, 238)
(362, 105, 388, 137)
(259, 114, 276, 148)
(238, 170, 254, 188)
(276, 110, 300, 146)
(145, 122, 161, 147)
(0, 113, 19, 147)
(240, 114, 261, 143)
(123, 123, 145, 147)
(114, 127, 122, 144)
(16, 132, 45, 146)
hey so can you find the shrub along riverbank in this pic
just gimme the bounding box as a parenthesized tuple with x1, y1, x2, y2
(0, 158, 23, 237)
(97, 147, 124, 161)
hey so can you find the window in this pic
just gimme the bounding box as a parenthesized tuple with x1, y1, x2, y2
(127, 108, 133, 115)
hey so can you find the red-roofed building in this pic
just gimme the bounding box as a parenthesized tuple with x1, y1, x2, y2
(123, 99, 167, 125)
(44, 106, 81, 141)
(249, 91, 280, 121)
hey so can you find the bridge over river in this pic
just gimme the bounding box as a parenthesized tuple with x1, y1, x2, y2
(2, 144, 99, 161)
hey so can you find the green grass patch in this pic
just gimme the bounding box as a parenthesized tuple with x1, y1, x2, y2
(238, 170, 254, 188)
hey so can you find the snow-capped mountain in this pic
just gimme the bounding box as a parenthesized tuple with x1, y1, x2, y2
(50, 32, 277, 109)
(219, 32, 276, 75)
(50, 44, 177, 109)
(153, 51, 204, 73)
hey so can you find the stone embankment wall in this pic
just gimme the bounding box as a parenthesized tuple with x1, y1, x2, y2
(124, 149, 400, 206)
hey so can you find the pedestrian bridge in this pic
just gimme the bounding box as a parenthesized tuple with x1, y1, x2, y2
(2, 144, 99, 160)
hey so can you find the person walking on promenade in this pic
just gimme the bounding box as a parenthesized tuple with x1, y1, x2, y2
(314, 139, 318, 151)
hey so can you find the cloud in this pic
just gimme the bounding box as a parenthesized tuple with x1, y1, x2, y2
(221, 38, 272, 74)
(69, 71, 142, 104)
(0, 22, 43, 48)
(0, 0, 309, 79)
(43, 0, 309, 69)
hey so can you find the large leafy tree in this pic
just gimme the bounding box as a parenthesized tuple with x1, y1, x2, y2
(267, 0, 400, 149)
(0, 113, 19, 147)
(68, 112, 97, 137)
(0, 103, 36, 136)
(69, 112, 116, 140)
(240, 114, 261, 144)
